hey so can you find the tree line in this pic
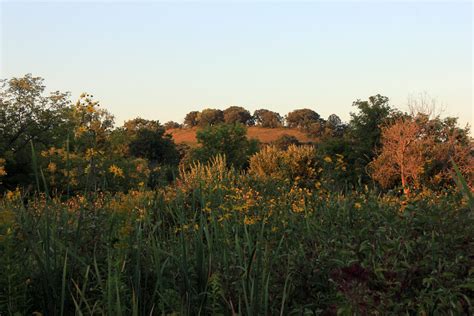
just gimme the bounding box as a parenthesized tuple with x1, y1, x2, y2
(170, 106, 345, 139)
(1, 74, 472, 195)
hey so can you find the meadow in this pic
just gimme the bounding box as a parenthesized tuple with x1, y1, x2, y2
(1, 156, 473, 315)
(1, 76, 473, 315)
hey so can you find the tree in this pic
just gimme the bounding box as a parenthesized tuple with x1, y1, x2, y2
(369, 115, 473, 195)
(253, 109, 283, 128)
(286, 109, 321, 129)
(317, 114, 346, 139)
(192, 123, 259, 169)
(184, 111, 200, 127)
(418, 115, 473, 189)
(164, 121, 182, 129)
(369, 118, 426, 196)
(327, 114, 342, 127)
(223, 106, 253, 125)
(197, 108, 224, 127)
(123, 118, 179, 165)
(0, 74, 72, 189)
(124, 117, 161, 135)
(71, 93, 115, 153)
(129, 128, 179, 165)
(347, 94, 395, 182)
(349, 95, 393, 152)
(305, 120, 326, 138)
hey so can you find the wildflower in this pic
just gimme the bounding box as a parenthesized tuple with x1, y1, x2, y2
(244, 215, 256, 225)
(0, 159, 6, 177)
(85, 148, 96, 159)
(292, 201, 305, 213)
(75, 125, 87, 137)
(324, 156, 332, 163)
(47, 162, 57, 173)
(109, 165, 124, 178)
(6, 188, 21, 201)
(354, 202, 362, 209)
(86, 105, 95, 113)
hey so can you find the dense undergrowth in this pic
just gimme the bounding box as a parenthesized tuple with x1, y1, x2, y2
(1, 158, 473, 315)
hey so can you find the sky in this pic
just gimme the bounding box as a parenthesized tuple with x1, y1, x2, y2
(1, 1, 472, 128)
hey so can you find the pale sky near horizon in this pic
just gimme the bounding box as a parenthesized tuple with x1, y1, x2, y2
(1, 1, 472, 128)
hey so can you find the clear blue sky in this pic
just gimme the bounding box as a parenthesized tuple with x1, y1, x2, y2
(1, 1, 472, 128)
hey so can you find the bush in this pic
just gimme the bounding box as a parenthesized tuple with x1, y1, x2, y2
(249, 144, 319, 186)
(191, 123, 259, 169)
(272, 134, 301, 150)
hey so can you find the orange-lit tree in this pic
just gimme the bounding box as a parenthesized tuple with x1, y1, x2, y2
(369, 118, 427, 196)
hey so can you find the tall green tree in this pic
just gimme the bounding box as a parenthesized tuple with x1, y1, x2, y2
(192, 123, 259, 169)
(347, 94, 394, 181)
(128, 126, 179, 165)
(0, 74, 72, 189)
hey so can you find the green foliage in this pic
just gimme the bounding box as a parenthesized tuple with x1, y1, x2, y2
(223, 106, 253, 125)
(1, 75, 473, 315)
(348, 94, 393, 156)
(272, 134, 301, 150)
(197, 108, 224, 127)
(129, 128, 179, 165)
(249, 145, 319, 186)
(184, 111, 199, 127)
(345, 94, 394, 183)
(286, 108, 321, 129)
(1, 181, 472, 315)
(192, 123, 259, 169)
(163, 121, 182, 129)
(0, 74, 72, 190)
(452, 159, 474, 210)
(253, 109, 284, 128)
(327, 113, 342, 127)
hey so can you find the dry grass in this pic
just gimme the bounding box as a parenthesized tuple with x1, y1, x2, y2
(167, 126, 317, 145)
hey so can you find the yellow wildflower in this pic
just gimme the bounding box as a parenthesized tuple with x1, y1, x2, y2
(6, 188, 21, 201)
(86, 105, 95, 113)
(85, 148, 96, 159)
(109, 165, 124, 178)
(324, 156, 332, 163)
(244, 215, 257, 225)
(47, 162, 57, 173)
(0, 158, 6, 177)
(75, 125, 87, 137)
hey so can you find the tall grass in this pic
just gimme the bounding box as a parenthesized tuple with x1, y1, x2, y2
(0, 156, 473, 314)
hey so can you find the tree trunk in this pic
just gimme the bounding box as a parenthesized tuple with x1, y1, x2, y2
(401, 167, 410, 197)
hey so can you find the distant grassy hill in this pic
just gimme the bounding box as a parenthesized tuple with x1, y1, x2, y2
(167, 126, 316, 146)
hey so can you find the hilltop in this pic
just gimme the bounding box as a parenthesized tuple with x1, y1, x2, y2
(166, 126, 317, 146)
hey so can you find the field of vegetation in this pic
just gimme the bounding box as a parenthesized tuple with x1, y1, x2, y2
(1, 75, 473, 315)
